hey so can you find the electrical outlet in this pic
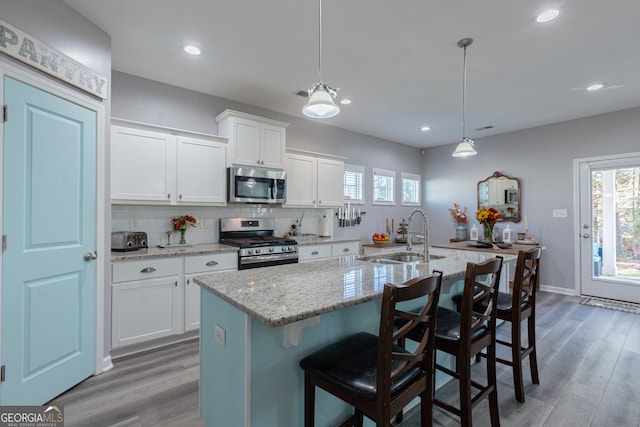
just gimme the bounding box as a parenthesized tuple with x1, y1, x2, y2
(214, 323, 226, 348)
(129, 218, 139, 229)
(552, 209, 568, 218)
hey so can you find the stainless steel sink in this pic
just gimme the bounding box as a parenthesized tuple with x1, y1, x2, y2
(363, 252, 445, 264)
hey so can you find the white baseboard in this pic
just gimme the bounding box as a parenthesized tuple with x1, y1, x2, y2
(540, 284, 578, 296)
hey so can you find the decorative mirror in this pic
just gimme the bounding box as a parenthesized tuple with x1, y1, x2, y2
(477, 171, 521, 222)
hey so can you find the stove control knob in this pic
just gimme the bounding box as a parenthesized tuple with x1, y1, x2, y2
(269, 247, 275, 253)
(247, 249, 254, 255)
(255, 248, 261, 254)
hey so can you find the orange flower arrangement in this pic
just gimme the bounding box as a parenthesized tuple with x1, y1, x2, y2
(476, 207, 501, 227)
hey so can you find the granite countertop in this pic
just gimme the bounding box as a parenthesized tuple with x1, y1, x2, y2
(194, 247, 516, 328)
(111, 243, 238, 261)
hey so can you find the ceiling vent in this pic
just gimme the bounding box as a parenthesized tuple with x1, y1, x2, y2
(295, 90, 309, 98)
(475, 125, 494, 131)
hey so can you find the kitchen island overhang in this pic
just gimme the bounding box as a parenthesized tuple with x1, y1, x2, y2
(194, 248, 515, 427)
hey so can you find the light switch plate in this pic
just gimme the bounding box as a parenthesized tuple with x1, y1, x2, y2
(552, 209, 568, 218)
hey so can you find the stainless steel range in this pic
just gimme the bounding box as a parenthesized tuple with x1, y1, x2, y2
(219, 218, 298, 270)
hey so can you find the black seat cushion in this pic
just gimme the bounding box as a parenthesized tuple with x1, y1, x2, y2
(434, 306, 488, 343)
(299, 332, 422, 400)
(476, 291, 530, 316)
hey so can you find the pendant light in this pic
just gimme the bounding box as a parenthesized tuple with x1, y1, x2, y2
(452, 38, 477, 157)
(303, 0, 340, 119)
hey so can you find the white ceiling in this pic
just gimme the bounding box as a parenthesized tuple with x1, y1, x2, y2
(62, 0, 640, 148)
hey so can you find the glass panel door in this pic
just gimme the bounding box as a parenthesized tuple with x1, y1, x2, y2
(579, 155, 640, 303)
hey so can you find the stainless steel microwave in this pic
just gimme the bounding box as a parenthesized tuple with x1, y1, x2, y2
(227, 167, 286, 204)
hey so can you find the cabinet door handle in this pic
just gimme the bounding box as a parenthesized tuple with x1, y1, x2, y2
(318, 200, 321, 204)
(174, 281, 178, 287)
(167, 193, 171, 199)
(140, 267, 156, 273)
(342, 248, 350, 252)
(179, 194, 183, 200)
(187, 278, 190, 285)
(206, 260, 219, 266)
(311, 251, 319, 255)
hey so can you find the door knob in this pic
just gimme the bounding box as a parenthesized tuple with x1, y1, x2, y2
(83, 251, 97, 261)
(582, 233, 590, 238)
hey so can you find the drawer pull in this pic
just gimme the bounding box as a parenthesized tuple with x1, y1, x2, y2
(342, 248, 350, 252)
(311, 251, 319, 255)
(205, 261, 219, 267)
(140, 267, 156, 274)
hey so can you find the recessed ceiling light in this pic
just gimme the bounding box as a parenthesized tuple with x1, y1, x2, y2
(536, 9, 559, 23)
(340, 99, 352, 105)
(183, 45, 202, 55)
(420, 126, 431, 132)
(587, 83, 605, 91)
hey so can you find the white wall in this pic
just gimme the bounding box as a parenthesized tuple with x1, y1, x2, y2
(423, 107, 640, 291)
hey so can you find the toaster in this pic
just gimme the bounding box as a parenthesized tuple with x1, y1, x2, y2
(111, 231, 148, 251)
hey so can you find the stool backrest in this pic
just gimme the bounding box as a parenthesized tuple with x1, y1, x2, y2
(460, 257, 503, 343)
(378, 271, 442, 400)
(513, 248, 542, 312)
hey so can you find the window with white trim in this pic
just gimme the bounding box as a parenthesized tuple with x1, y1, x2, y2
(401, 172, 421, 206)
(344, 164, 365, 204)
(372, 168, 395, 205)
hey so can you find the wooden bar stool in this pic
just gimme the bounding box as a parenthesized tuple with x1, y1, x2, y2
(299, 272, 442, 427)
(476, 248, 541, 402)
(399, 257, 503, 427)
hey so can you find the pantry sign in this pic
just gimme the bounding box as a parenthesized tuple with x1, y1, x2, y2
(0, 18, 107, 99)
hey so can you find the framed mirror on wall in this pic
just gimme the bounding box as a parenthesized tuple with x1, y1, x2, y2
(477, 171, 521, 222)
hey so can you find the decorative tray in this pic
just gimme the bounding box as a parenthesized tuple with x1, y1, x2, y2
(372, 240, 392, 246)
(516, 239, 538, 245)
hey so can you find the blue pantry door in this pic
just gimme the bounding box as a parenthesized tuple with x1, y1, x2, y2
(1, 76, 96, 404)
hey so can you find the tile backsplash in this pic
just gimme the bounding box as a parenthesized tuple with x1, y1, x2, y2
(112, 205, 334, 247)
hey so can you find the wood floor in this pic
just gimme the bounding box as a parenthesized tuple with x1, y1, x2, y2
(50, 291, 640, 427)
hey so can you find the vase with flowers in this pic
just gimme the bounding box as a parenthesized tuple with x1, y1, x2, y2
(476, 207, 501, 242)
(449, 203, 469, 240)
(172, 215, 197, 245)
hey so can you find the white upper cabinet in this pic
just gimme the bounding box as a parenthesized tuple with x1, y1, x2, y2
(215, 109, 288, 169)
(284, 152, 344, 208)
(111, 121, 227, 206)
(176, 135, 226, 205)
(112, 125, 175, 204)
(317, 158, 345, 207)
(285, 153, 317, 207)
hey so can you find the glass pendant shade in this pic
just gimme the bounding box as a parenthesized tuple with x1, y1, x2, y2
(452, 137, 477, 157)
(303, 85, 340, 118)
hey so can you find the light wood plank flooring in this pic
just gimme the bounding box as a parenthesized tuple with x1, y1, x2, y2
(50, 291, 640, 426)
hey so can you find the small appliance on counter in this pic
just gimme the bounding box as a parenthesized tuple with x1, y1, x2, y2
(111, 231, 148, 251)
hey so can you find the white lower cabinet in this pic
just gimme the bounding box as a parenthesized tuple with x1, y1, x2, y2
(111, 258, 182, 348)
(298, 241, 360, 262)
(111, 252, 237, 349)
(183, 253, 237, 331)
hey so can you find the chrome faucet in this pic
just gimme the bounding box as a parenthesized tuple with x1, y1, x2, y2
(406, 207, 430, 262)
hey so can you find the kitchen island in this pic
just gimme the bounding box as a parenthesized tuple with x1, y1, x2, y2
(194, 247, 515, 427)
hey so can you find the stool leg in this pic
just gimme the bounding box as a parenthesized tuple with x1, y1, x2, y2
(459, 356, 472, 427)
(528, 315, 540, 385)
(487, 342, 501, 427)
(512, 320, 525, 403)
(304, 373, 315, 427)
